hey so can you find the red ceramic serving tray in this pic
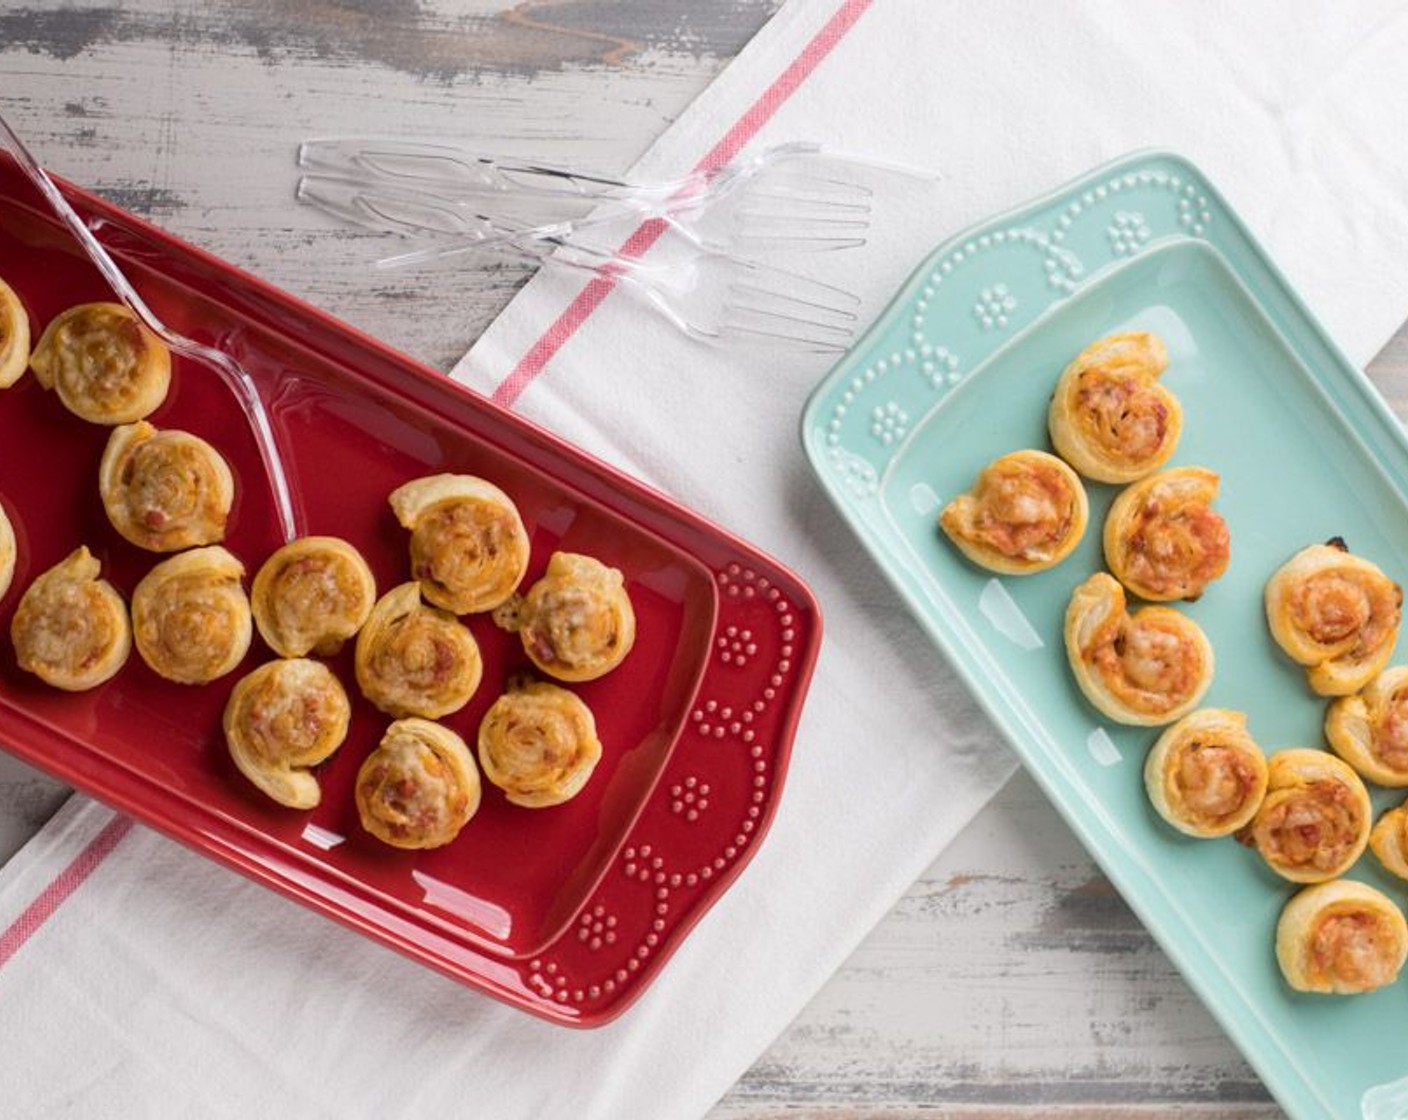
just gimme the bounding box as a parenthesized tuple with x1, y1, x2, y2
(0, 156, 820, 1026)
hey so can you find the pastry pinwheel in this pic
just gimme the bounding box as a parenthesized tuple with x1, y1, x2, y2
(938, 449, 1088, 575)
(1064, 572, 1213, 726)
(0, 502, 15, 602)
(478, 678, 604, 808)
(1103, 467, 1229, 602)
(251, 536, 376, 658)
(355, 718, 481, 849)
(11, 546, 130, 690)
(494, 551, 636, 682)
(1144, 708, 1268, 837)
(131, 545, 252, 684)
(1238, 749, 1372, 884)
(389, 473, 530, 615)
(1265, 540, 1401, 697)
(354, 582, 482, 718)
(1325, 665, 1408, 787)
(224, 658, 351, 810)
(29, 301, 170, 424)
(0, 274, 30, 388)
(1047, 331, 1181, 483)
(1370, 800, 1408, 881)
(99, 421, 234, 552)
(1276, 880, 1408, 994)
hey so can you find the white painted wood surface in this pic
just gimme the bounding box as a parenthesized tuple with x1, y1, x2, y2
(4, 3, 1407, 1115)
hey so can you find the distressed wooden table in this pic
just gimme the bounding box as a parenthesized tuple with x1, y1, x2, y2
(3, 3, 1404, 1116)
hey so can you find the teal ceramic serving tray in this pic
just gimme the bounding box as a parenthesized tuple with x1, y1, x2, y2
(802, 150, 1408, 1120)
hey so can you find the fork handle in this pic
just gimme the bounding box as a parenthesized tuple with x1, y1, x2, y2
(297, 138, 700, 204)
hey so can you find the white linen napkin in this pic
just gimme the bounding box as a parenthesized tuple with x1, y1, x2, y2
(6, 2, 1408, 1117)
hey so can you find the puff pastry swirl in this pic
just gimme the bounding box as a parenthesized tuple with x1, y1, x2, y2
(355, 718, 481, 849)
(478, 678, 604, 808)
(1265, 541, 1402, 697)
(494, 551, 636, 682)
(0, 274, 31, 388)
(251, 536, 376, 658)
(1275, 880, 1408, 995)
(1103, 467, 1229, 602)
(1325, 665, 1408, 787)
(389, 474, 530, 615)
(939, 450, 1088, 575)
(1370, 800, 1408, 881)
(0, 502, 15, 602)
(99, 421, 234, 552)
(1064, 572, 1213, 726)
(11, 546, 130, 690)
(1047, 331, 1181, 483)
(1237, 749, 1372, 883)
(1144, 708, 1268, 837)
(29, 302, 170, 424)
(354, 582, 482, 718)
(131, 545, 252, 684)
(224, 658, 351, 810)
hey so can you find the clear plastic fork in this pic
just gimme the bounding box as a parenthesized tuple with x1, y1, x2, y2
(0, 111, 300, 542)
(295, 139, 936, 254)
(295, 174, 861, 351)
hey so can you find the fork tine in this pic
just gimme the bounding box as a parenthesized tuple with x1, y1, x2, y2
(716, 308, 853, 352)
(720, 274, 859, 350)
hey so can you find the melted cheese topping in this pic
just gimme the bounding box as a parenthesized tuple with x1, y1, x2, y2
(1074, 370, 1170, 468)
(478, 680, 602, 807)
(30, 302, 170, 423)
(499, 552, 635, 683)
(356, 720, 479, 849)
(0, 275, 30, 388)
(939, 450, 1087, 574)
(355, 583, 482, 718)
(253, 537, 375, 658)
(389, 475, 529, 615)
(1106, 468, 1229, 601)
(10, 547, 130, 690)
(132, 546, 251, 684)
(101, 422, 232, 552)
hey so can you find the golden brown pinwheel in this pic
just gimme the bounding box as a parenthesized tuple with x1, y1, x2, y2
(1064, 572, 1213, 726)
(1144, 708, 1268, 837)
(1103, 467, 1229, 602)
(1325, 666, 1408, 787)
(98, 421, 234, 552)
(1237, 749, 1372, 883)
(354, 582, 482, 718)
(10, 546, 130, 690)
(251, 536, 376, 658)
(131, 545, 252, 684)
(939, 449, 1088, 575)
(478, 678, 603, 808)
(355, 718, 481, 849)
(1047, 331, 1181, 483)
(494, 551, 636, 682)
(1370, 801, 1408, 881)
(223, 658, 351, 810)
(1265, 541, 1402, 697)
(1275, 879, 1408, 994)
(29, 302, 170, 424)
(389, 474, 530, 615)
(0, 502, 15, 602)
(0, 274, 30, 388)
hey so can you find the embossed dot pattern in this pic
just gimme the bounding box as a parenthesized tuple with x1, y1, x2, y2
(821, 162, 1215, 499)
(524, 563, 803, 1010)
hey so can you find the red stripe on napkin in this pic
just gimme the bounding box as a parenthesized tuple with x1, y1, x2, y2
(0, 814, 133, 971)
(490, 0, 874, 408)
